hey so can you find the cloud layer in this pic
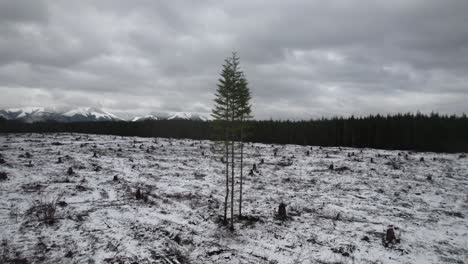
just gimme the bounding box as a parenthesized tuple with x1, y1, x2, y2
(1, 0, 467, 119)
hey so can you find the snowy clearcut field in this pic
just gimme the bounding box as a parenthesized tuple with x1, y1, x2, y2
(0, 133, 467, 264)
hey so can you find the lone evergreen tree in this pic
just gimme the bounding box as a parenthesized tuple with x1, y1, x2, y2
(212, 52, 251, 230)
(233, 65, 252, 219)
(212, 56, 234, 226)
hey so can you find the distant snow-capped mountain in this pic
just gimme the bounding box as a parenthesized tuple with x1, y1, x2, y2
(167, 112, 209, 121)
(0, 107, 121, 123)
(0, 107, 63, 123)
(0, 107, 211, 123)
(131, 115, 158, 122)
(63, 107, 121, 121)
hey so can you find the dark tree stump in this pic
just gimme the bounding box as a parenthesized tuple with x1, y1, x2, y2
(329, 164, 334, 170)
(136, 188, 142, 200)
(57, 157, 63, 164)
(113, 175, 119, 181)
(67, 167, 74, 175)
(420, 157, 424, 162)
(278, 203, 287, 220)
(370, 158, 374, 163)
(0, 158, 5, 164)
(306, 150, 310, 156)
(248, 169, 254, 176)
(253, 164, 257, 171)
(0, 172, 7, 181)
(385, 225, 396, 244)
(260, 159, 264, 164)
(93, 152, 98, 158)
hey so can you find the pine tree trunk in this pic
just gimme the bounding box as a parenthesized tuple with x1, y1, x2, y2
(239, 125, 244, 219)
(224, 132, 229, 225)
(230, 135, 235, 231)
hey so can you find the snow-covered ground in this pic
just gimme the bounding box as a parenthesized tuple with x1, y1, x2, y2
(0, 133, 467, 264)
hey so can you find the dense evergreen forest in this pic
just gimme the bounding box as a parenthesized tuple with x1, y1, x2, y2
(1, 113, 467, 153)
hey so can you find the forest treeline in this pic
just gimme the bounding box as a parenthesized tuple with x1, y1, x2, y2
(0, 113, 467, 153)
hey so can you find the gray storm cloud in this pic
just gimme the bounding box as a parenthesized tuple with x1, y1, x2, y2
(0, 0, 467, 119)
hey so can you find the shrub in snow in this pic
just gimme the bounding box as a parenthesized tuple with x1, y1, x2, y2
(27, 197, 59, 225)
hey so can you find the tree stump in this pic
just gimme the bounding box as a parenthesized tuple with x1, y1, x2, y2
(329, 164, 334, 170)
(248, 169, 254, 176)
(306, 150, 310, 156)
(260, 159, 264, 164)
(253, 164, 257, 171)
(0, 172, 7, 181)
(57, 157, 63, 164)
(93, 152, 98, 158)
(67, 167, 74, 175)
(385, 225, 396, 246)
(136, 188, 142, 200)
(0, 158, 5, 164)
(278, 203, 287, 220)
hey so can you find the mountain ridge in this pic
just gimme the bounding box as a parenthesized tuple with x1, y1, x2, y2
(0, 107, 211, 123)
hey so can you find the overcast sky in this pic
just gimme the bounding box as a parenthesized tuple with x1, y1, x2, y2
(0, 0, 467, 119)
